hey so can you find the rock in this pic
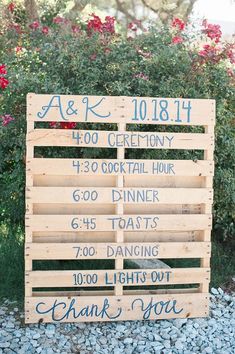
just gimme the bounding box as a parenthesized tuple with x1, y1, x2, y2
(211, 288, 219, 295)
(113, 349, 123, 354)
(116, 324, 126, 333)
(174, 318, 187, 328)
(124, 338, 133, 345)
(0, 342, 10, 349)
(175, 340, 184, 350)
(33, 333, 41, 340)
(99, 336, 107, 345)
(163, 340, 171, 349)
(5, 323, 14, 329)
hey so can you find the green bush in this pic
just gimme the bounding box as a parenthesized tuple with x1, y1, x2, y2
(0, 13, 234, 241)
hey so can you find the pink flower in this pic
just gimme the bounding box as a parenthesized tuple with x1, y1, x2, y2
(198, 44, 221, 63)
(172, 36, 183, 44)
(9, 23, 21, 34)
(29, 21, 40, 30)
(102, 16, 115, 33)
(42, 26, 49, 35)
(128, 22, 138, 31)
(227, 68, 234, 77)
(226, 46, 235, 64)
(53, 16, 65, 24)
(90, 53, 97, 61)
(133, 72, 149, 81)
(15, 46, 23, 53)
(104, 47, 111, 54)
(0, 64, 7, 75)
(172, 18, 185, 31)
(0, 77, 9, 89)
(1, 114, 15, 126)
(136, 48, 152, 58)
(71, 25, 80, 33)
(202, 20, 222, 43)
(49, 122, 59, 128)
(7, 2, 15, 13)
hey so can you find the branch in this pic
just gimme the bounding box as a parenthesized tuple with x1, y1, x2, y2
(115, 0, 145, 30)
(141, 0, 159, 13)
(24, 0, 39, 21)
(183, 0, 198, 22)
(67, 0, 89, 19)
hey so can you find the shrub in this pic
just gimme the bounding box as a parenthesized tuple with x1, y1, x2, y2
(0, 9, 234, 241)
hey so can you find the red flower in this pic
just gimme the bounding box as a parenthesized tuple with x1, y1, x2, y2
(87, 13, 116, 34)
(172, 36, 183, 44)
(53, 16, 65, 24)
(29, 21, 40, 30)
(7, 2, 15, 13)
(42, 26, 49, 35)
(0, 77, 9, 89)
(0, 64, 7, 75)
(60, 122, 77, 129)
(172, 18, 185, 31)
(87, 14, 103, 33)
(202, 20, 222, 43)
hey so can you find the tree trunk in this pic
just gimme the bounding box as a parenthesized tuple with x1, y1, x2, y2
(24, 0, 39, 22)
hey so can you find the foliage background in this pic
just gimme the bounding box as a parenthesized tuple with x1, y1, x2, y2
(0, 2, 234, 300)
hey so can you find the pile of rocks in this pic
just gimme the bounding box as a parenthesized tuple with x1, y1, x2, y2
(0, 288, 234, 354)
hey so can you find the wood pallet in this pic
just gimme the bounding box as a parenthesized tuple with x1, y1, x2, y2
(25, 94, 215, 323)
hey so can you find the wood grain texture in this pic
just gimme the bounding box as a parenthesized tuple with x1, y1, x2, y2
(25, 293, 209, 323)
(27, 93, 215, 126)
(25, 242, 211, 260)
(25, 93, 214, 323)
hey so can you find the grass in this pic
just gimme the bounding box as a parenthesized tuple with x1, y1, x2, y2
(0, 222, 234, 309)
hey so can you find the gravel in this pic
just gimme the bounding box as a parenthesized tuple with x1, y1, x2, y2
(0, 288, 234, 354)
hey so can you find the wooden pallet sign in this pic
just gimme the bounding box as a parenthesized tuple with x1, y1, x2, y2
(25, 93, 215, 323)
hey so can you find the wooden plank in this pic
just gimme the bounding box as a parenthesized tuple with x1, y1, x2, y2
(27, 129, 214, 150)
(25, 95, 34, 298)
(27, 158, 214, 177)
(25, 293, 209, 323)
(27, 93, 215, 126)
(115, 122, 125, 296)
(25, 242, 211, 260)
(200, 124, 215, 293)
(33, 230, 202, 243)
(26, 268, 210, 288)
(28, 187, 213, 204)
(26, 214, 212, 232)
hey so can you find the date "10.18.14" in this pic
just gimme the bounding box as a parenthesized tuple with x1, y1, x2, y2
(131, 99, 191, 123)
